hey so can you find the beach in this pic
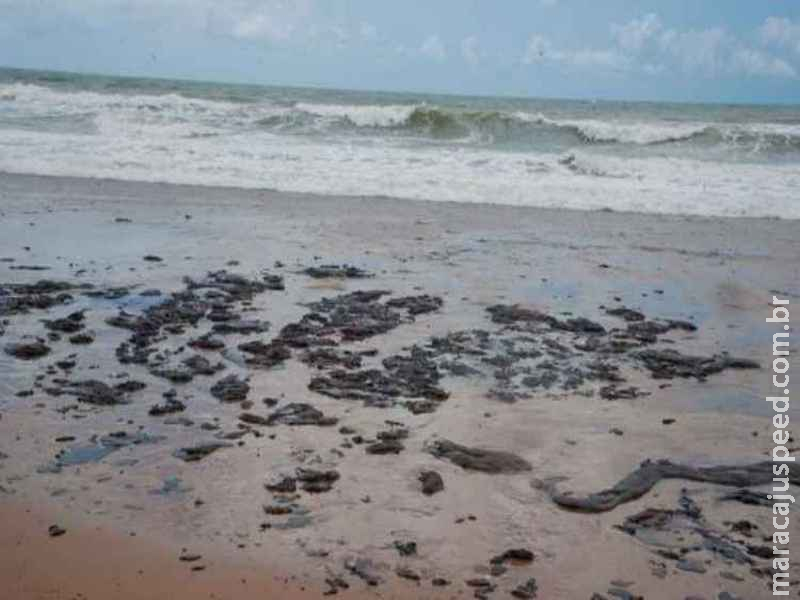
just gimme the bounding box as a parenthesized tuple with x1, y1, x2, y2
(1, 171, 798, 599)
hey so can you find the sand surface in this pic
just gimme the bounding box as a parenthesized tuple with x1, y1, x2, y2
(0, 172, 798, 599)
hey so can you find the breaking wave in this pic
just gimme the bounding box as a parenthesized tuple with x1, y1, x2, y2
(267, 102, 800, 153)
(2, 81, 799, 155)
(0, 70, 798, 219)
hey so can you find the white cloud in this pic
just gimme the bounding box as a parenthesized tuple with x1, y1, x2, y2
(524, 16, 798, 80)
(732, 48, 796, 78)
(359, 21, 377, 41)
(420, 34, 446, 61)
(6, 0, 319, 45)
(760, 17, 800, 54)
(611, 13, 662, 52)
(641, 63, 665, 75)
(217, 0, 315, 43)
(657, 25, 797, 79)
(231, 14, 294, 42)
(5, 2, 798, 84)
(461, 36, 479, 65)
(328, 24, 350, 46)
(611, 14, 798, 80)
(658, 26, 729, 74)
(522, 34, 552, 64)
(569, 49, 628, 69)
(523, 34, 627, 70)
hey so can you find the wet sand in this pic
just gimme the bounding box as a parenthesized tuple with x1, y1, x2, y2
(0, 172, 798, 599)
(0, 498, 328, 600)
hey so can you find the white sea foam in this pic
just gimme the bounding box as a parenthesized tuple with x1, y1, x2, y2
(293, 102, 418, 127)
(514, 111, 800, 146)
(0, 123, 797, 218)
(514, 111, 705, 143)
(0, 81, 798, 218)
(0, 82, 238, 113)
(559, 118, 709, 145)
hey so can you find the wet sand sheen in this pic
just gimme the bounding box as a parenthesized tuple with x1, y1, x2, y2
(0, 499, 317, 600)
(0, 172, 798, 599)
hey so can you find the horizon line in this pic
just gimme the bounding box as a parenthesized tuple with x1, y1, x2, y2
(2, 64, 799, 109)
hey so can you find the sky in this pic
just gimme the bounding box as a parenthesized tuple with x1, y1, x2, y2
(2, 0, 800, 104)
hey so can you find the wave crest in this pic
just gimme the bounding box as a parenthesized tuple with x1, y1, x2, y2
(264, 102, 800, 153)
(3, 81, 800, 156)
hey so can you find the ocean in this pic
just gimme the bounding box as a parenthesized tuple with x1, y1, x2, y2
(1, 67, 798, 218)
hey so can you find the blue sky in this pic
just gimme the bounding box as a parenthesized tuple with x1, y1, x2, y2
(2, 0, 799, 103)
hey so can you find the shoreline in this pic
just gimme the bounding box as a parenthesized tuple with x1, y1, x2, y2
(0, 169, 795, 223)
